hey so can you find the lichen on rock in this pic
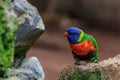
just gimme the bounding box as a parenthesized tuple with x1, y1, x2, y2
(0, 0, 18, 77)
(59, 65, 102, 80)
(59, 54, 120, 80)
(0, 0, 45, 80)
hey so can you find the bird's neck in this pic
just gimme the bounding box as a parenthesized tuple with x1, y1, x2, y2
(77, 31, 84, 43)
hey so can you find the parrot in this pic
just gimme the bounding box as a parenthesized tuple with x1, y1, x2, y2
(64, 27, 99, 65)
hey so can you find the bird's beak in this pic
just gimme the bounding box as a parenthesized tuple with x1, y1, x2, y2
(64, 31, 68, 37)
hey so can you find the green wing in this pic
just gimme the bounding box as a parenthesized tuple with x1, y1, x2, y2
(89, 34, 99, 61)
(77, 32, 99, 61)
(90, 35, 98, 50)
(84, 33, 99, 61)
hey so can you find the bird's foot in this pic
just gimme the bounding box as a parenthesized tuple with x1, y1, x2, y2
(74, 62, 80, 65)
(93, 60, 98, 63)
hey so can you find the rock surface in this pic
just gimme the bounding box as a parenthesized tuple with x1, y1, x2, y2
(7, 57, 45, 80)
(7, 0, 45, 80)
(10, 0, 45, 64)
(0, 0, 45, 80)
(59, 54, 120, 80)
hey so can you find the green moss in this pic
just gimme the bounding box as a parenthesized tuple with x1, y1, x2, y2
(59, 69, 103, 80)
(0, 0, 18, 77)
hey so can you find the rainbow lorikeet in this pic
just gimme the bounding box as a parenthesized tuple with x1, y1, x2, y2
(64, 27, 98, 65)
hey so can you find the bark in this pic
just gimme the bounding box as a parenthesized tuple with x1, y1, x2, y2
(59, 54, 120, 80)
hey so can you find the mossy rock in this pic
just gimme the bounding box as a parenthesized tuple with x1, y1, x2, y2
(0, 0, 18, 77)
(59, 65, 103, 80)
(60, 70, 102, 80)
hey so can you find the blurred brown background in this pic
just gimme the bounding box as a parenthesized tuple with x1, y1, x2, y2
(26, 0, 120, 80)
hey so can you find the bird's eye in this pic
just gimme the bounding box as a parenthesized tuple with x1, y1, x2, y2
(71, 32, 75, 37)
(70, 32, 74, 35)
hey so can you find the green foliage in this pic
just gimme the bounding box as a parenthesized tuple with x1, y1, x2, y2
(59, 69, 103, 80)
(0, 0, 18, 77)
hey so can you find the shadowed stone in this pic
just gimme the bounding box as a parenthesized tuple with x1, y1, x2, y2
(10, 0, 45, 65)
(7, 57, 45, 80)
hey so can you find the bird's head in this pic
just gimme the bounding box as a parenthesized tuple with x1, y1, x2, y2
(64, 27, 83, 44)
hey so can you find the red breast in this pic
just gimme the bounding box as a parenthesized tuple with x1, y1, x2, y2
(70, 40, 96, 55)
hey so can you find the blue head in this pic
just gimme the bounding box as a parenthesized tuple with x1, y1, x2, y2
(64, 27, 82, 44)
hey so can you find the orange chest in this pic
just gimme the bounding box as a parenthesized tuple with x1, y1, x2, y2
(70, 40, 96, 55)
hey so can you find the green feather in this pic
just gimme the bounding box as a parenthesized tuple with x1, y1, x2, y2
(77, 31, 99, 61)
(77, 31, 84, 43)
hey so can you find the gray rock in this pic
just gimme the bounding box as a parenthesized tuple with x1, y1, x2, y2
(10, 0, 45, 64)
(7, 57, 45, 80)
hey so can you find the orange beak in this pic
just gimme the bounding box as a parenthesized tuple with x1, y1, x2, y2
(64, 32, 68, 37)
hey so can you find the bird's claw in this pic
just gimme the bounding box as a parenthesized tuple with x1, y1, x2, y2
(94, 60, 98, 63)
(74, 62, 80, 65)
